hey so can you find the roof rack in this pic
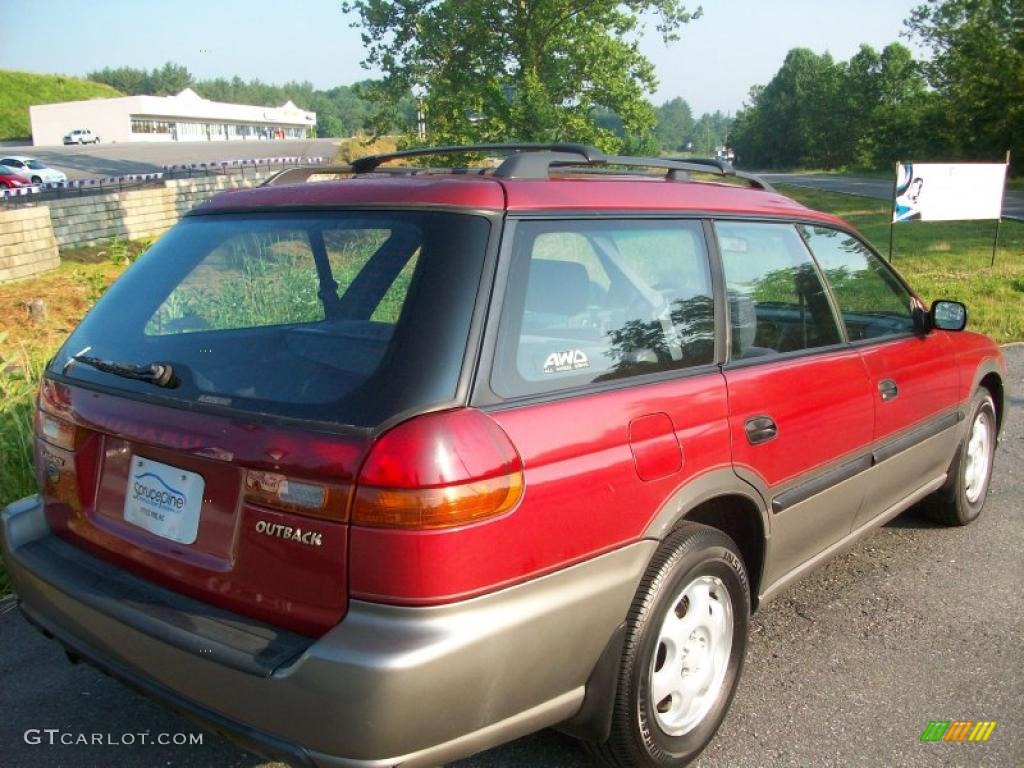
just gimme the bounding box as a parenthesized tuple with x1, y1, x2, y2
(263, 143, 774, 191)
(263, 164, 354, 186)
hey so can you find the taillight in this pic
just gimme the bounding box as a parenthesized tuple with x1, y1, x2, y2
(36, 378, 80, 450)
(244, 470, 350, 522)
(353, 408, 524, 530)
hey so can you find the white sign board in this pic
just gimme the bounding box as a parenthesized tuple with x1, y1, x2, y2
(893, 162, 1007, 223)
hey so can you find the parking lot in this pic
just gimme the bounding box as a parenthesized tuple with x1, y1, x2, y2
(0, 138, 340, 180)
(1, 346, 1020, 768)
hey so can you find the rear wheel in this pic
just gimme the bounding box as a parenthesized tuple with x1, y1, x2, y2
(922, 390, 996, 526)
(588, 523, 749, 768)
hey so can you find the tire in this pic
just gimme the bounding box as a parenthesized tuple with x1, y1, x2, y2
(31, 176, 42, 184)
(588, 523, 750, 768)
(922, 390, 997, 526)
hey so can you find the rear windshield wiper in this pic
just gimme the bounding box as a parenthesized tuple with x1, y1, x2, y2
(71, 355, 179, 388)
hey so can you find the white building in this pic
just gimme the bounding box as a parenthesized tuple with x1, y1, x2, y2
(30, 88, 316, 146)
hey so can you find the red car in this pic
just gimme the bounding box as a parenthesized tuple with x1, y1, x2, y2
(0, 165, 34, 188)
(1, 145, 1005, 768)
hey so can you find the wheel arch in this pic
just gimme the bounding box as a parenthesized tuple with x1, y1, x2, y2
(969, 356, 1005, 438)
(643, 469, 769, 611)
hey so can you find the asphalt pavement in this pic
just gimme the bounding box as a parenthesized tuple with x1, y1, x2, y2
(1, 346, 1021, 768)
(0, 138, 340, 180)
(762, 172, 1024, 222)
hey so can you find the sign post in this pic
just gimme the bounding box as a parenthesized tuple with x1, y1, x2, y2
(990, 150, 1011, 267)
(888, 161, 899, 263)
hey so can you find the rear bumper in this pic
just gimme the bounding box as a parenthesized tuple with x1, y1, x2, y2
(1, 495, 654, 767)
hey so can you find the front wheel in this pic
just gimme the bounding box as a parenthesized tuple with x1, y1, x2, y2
(922, 390, 997, 526)
(588, 523, 750, 768)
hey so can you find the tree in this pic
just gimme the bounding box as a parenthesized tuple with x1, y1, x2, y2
(654, 97, 693, 152)
(87, 66, 153, 95)
(149, 62, 194, 95)
(904, 0, 1023, 169)
(341, 0, 701, 151)
(730, 48, 848, 169)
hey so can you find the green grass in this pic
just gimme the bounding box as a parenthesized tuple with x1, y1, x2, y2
(778, 185, 1024, 344)
(0, 69, 121, 140)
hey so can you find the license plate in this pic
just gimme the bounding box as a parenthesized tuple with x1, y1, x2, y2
(124, 456, 204, 544)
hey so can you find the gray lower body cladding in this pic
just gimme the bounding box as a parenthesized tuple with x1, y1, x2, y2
(1, 495, 655, 767)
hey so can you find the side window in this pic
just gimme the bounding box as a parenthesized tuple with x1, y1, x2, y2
(716, 221, 842, 360)
(798, 225, 916, 340)
(493, 219, 715, 396)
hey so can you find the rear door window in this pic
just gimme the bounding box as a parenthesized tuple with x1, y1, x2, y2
(716, 221, 842, 360)
(493, 219, 715, 397)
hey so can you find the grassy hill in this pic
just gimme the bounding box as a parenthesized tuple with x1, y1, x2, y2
(0, 69, 121, 141)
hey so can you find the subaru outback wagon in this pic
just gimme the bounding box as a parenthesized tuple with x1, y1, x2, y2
(1, 144, 1005, 768)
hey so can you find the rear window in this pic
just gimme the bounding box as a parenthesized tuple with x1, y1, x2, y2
(49, 211, 491, 428)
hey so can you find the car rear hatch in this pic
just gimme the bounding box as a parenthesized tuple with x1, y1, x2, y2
(37, 208, 492, 635)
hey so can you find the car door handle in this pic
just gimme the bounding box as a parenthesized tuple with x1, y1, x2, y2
(879, 379, 899, 402)
(744, 415, 778, 445)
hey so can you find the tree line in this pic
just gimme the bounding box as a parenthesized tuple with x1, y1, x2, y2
(731, 0, 1021, 171)
(86, 62, 406, 138)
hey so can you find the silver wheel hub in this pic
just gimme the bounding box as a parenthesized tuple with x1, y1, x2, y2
(649, 574, 733, 736)
(964, 409, 993, 504)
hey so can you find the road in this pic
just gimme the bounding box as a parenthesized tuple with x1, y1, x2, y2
(762, 172, 1024, 221)
(0, 138, 341, 180)
(1, 346, 1022, 768)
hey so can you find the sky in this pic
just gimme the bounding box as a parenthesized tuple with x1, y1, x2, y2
(0, 0, 926, 116)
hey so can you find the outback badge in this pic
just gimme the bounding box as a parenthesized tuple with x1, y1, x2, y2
(254, 519, 324, 547)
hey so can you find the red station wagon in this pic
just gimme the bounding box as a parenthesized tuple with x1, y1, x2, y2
(1, 145, 1006, 768)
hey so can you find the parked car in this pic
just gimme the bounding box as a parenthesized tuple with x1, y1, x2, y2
(62, 128, 100, 145)
(1, 144, 1005, 768)
(0, 156, 67, 185)
(0, 165, 34, 188)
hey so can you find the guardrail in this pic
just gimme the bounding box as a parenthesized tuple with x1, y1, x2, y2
(1, 156, 326, 203)
(161, 156, 325, 174)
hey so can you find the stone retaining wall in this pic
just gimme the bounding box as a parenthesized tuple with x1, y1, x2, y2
(0, 171, 274, 282)
(0, 206, 60, 282)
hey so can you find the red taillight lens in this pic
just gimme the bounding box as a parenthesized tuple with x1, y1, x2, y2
(353, 409, 524, 530)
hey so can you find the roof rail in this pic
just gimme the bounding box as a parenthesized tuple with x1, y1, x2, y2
(349, 143, 601, 173)
(263, 144, 774, 191)
(263, 164, 354, 186)
(665, 156, 775, 191)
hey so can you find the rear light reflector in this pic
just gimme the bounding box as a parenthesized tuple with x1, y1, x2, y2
(353, 408, 524, 530)
(37, 411, 78, 450)
(244, 470, 350, 522)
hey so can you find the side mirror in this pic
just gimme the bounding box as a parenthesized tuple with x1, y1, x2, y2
(931, 300, 967, 332)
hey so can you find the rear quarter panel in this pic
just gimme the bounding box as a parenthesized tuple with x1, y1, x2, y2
(347, 373, 731, 603)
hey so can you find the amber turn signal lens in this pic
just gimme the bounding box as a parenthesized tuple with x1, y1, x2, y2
(244, 470, 350, 522)
(352, 471, 524, 530)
